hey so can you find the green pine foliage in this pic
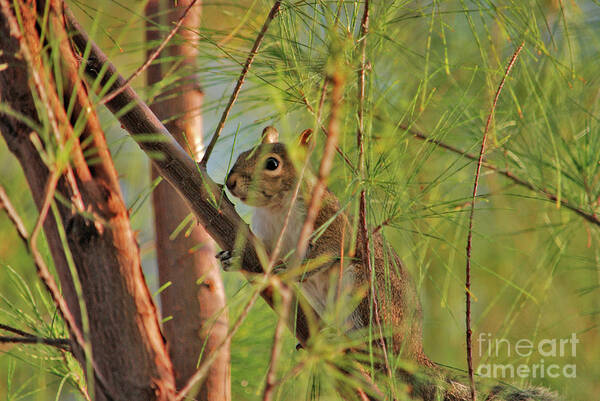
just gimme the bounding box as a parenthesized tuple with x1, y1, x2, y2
(1, 0, 598, 399)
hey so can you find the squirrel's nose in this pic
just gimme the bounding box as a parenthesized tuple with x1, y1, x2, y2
(226, 174, 237, 191)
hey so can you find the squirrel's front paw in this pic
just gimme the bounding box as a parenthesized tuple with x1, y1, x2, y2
(216, 250, 235, 271)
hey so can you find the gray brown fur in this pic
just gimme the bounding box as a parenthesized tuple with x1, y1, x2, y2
(224, 126, 562, 401)
(225, 127, 430, 365)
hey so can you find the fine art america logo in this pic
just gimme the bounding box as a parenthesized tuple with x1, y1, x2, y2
(476, 333, 578, 379)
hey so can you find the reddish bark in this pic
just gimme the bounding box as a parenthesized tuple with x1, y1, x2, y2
(146, 0, 230, 398)
(0, 1, 176, 399)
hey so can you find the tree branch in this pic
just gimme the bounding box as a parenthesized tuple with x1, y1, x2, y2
(176, 281, 263, 401)
(100, 0, 198, 105)
(0, 335, 71, 349)
(65, 6, 316, 347)
(404, 123, 600, 228)
(200, 0, 282, 166)
(0, 323, 71, 351)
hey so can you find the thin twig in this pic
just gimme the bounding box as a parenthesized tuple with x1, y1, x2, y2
(355, 0, 392, 383)
(359, 192, 393, 377)
(295, 71, 344, 263)
(268, 159, 310, 270)
(200, 0, 282, 166)
(264, 73, 330, 272)
(269, 360, 308, 389)
(404, 124, 600, 228)
(175, 285, 263, 401)
(356, 387, 370, 401)
(355, 0, 391, 382)
(289, 0, 350, 270)
(262, 284, 292, 401)
(356, 0, 369, 159)
(28, 173, 84, 348)
(99, 0, 198, 105)
(301, 94, 356, 173)
(315, 79, 328, 124)
(0, 334, 71, 351)
(465, 41, 524, 401)
(353, 361, 385, 400)
(0, 185, 29, 243)
(0, 336, 68, 347)
(0, 323, 35, 338)
(299, 1, 355, 173)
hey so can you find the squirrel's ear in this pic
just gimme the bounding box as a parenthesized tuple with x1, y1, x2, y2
(298, 128, 314, 148)
(261, 126, 279, 144)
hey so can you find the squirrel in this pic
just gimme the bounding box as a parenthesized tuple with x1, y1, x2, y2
(218, 126, 562, 401)
(221, 125, 429, 365)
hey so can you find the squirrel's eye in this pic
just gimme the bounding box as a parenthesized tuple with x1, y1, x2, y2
(265, 157, 279, 171)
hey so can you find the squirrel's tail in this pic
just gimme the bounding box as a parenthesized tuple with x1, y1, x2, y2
(407, 370, 562, 401)
(439, 379, 562, 401)
(484, 384, 562, 401)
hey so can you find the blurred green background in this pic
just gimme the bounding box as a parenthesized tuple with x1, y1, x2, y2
(1, 0, 599, 399)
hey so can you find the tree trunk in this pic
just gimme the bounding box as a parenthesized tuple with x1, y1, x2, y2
(146, 0, 230, 398)
(0, 1, 176, 399)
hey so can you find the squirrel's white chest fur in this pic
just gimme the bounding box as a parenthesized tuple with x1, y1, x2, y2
(251, 200, 306, 260)
(251, 201, 361, 328)
(251, 201, 327, 312)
